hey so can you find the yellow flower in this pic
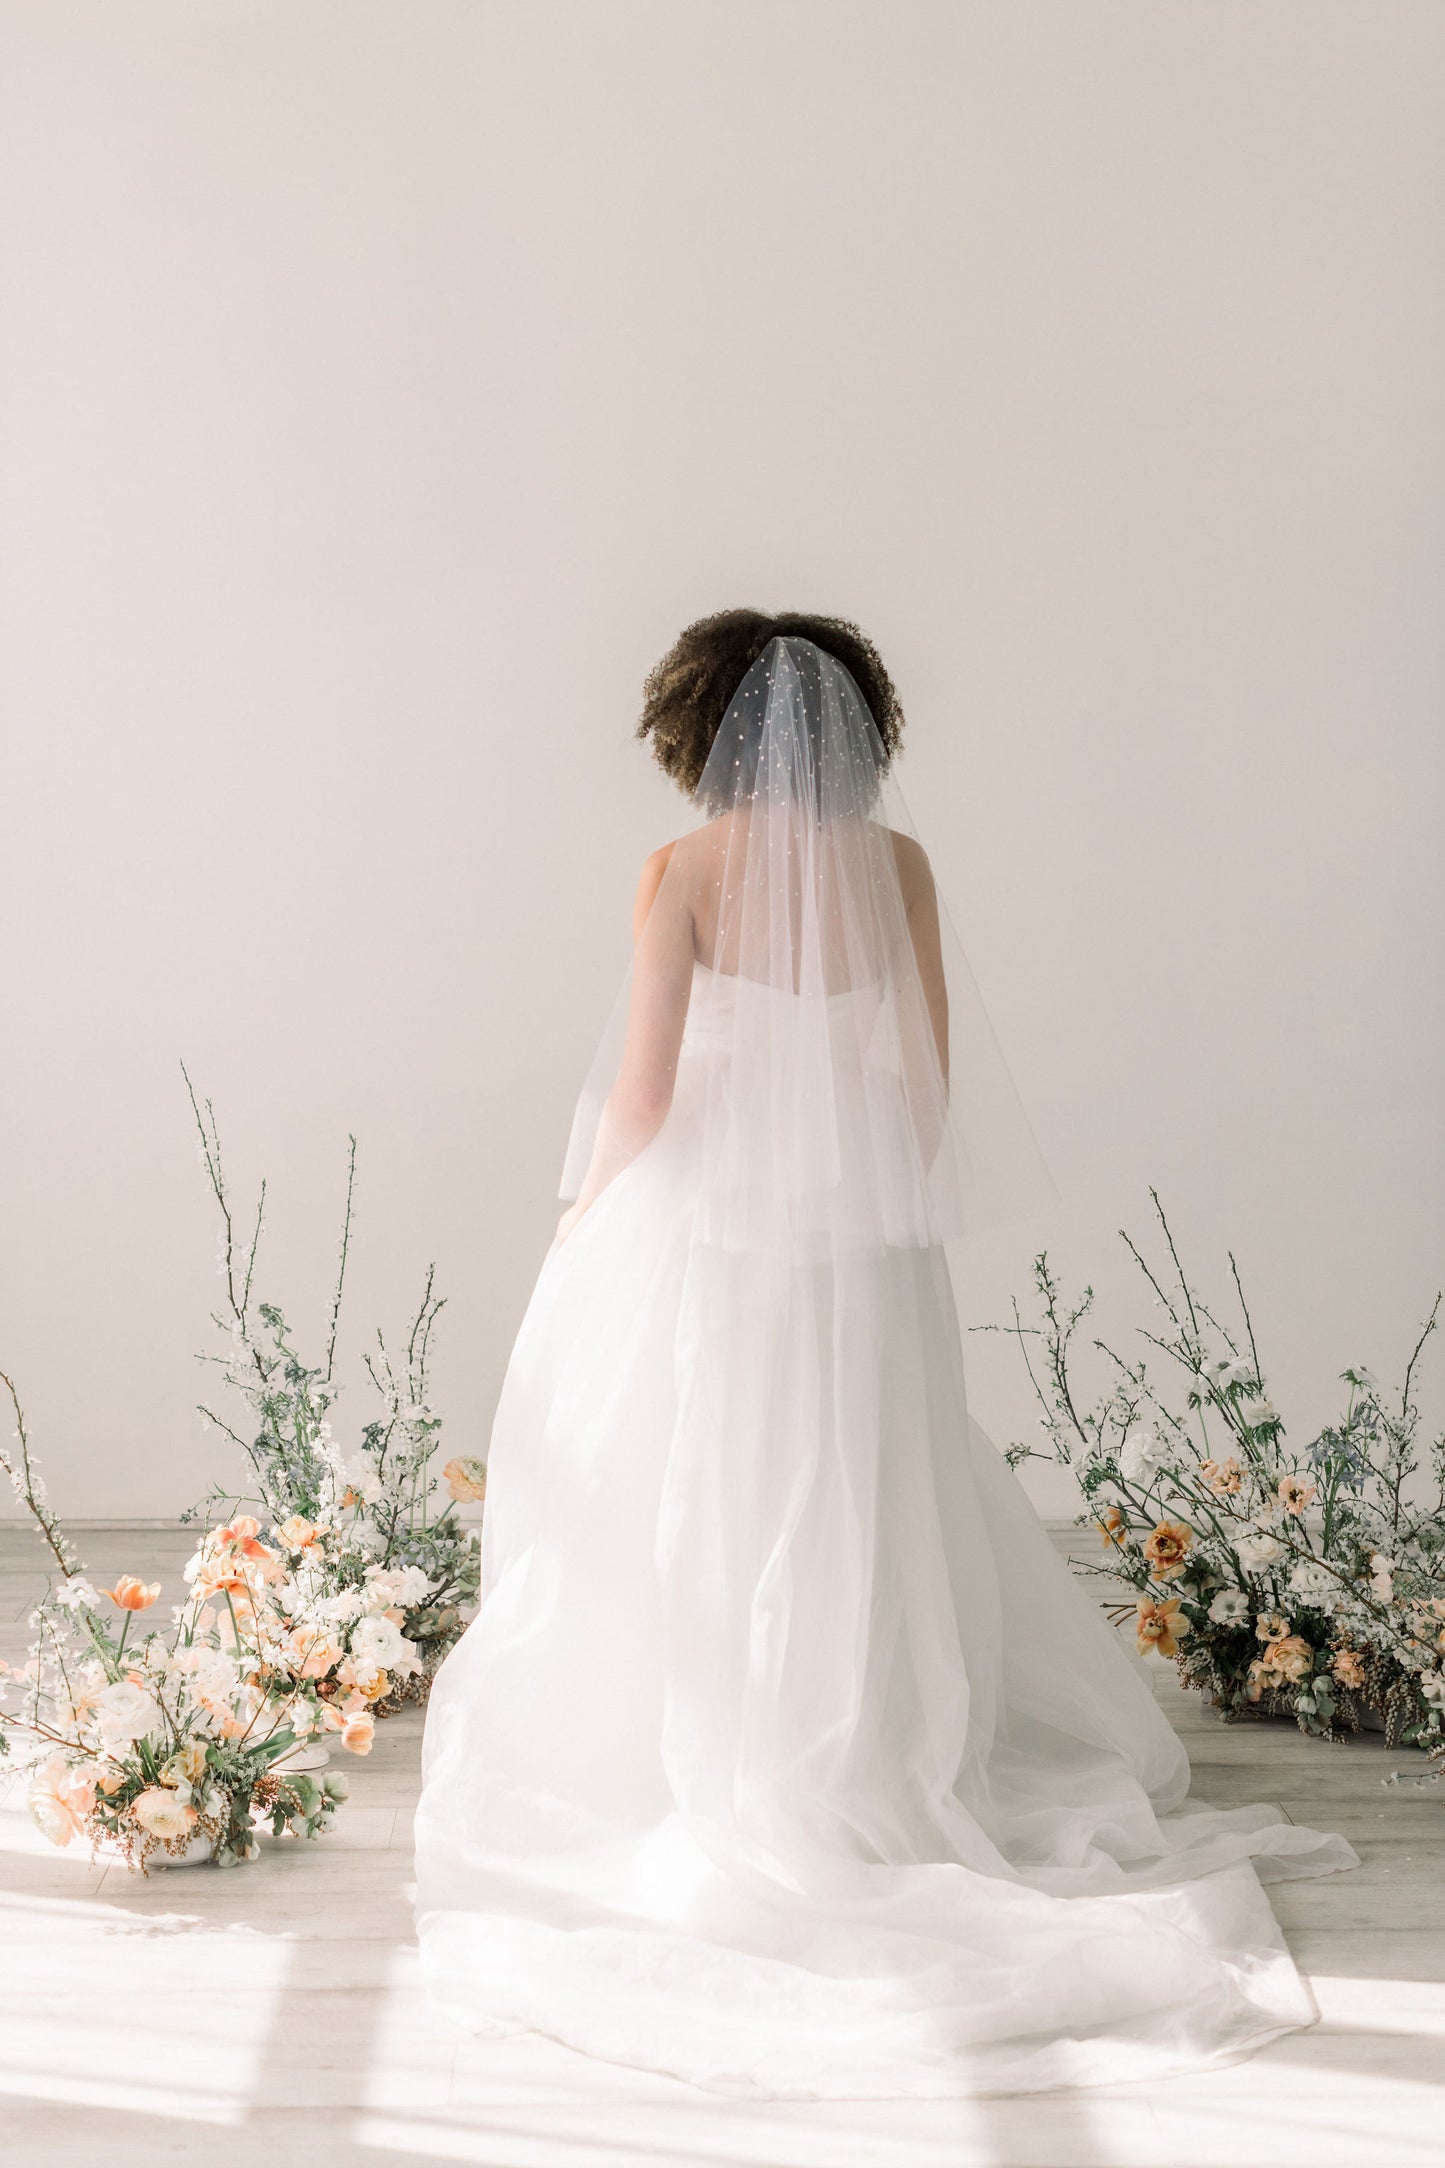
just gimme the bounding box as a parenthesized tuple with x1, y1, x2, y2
(161, 1742, 208, 1787)
(1142, 1521, 1193, 1580)
(1135, 1596, 1191, 1659)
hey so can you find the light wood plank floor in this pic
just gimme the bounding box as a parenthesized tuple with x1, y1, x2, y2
(1, 1523, 1441, 2168)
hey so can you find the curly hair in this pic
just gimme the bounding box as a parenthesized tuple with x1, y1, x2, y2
(637, 608, 904, 797)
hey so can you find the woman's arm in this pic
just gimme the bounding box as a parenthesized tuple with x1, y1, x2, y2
(555, 845, 696, 1241)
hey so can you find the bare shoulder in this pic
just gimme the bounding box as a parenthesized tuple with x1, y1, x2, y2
(633, 839, 679, 939)
(887, 827, 935, 906)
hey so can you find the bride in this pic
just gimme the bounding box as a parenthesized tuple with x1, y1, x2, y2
(414, 610, 1357, 2099)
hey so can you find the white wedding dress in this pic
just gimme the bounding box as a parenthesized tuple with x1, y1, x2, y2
(415, 638, 1357, 2099)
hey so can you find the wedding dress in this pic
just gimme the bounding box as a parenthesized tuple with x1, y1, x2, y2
(414, 636, 1357, 2098)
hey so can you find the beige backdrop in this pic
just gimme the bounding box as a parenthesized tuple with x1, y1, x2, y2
(2, 1, 1442, 1523)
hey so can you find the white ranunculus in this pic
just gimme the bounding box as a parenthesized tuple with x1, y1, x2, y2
(350, 1613, 407, 1669)
(1119, 1427, 1170, 1483)
(1235, 1531, 1286, 1571)
(95, 1678, 163, 1746)
(1207, 1588, 1251, 1625)
(1287, 1559, 1340, 1611)
(323, 1587, 368, 1625)
(131, 1787, 197, 1841)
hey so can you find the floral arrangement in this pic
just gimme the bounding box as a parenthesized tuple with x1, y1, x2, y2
(979, 1194, 1445, 1778)
(0, 1370, 352, 1872)
(183, 1069, 481, 1726)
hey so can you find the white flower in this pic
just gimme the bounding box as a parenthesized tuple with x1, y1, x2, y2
(350, 1613, 407, 1669)
(1208, 1588, 1251, 1625)
(1287, 1559, 1340, 1612)
(1351, 1367, 1380, 1394)
(1235, 1531, 1286, 1571)
(95, 1679, 163, 1746)
(365, 1564, 429, 1609)
(1119, 1427, 1170, 1483)
(1219, 1358, 1254, 1389)
(397, 1404, 434, 1424)
(1419, 1671, 1445, 1707)
(321, 1586, 368, 1625)
(1369, 1553, 1394, 1601)
(344, 1454, 385, 1506)
(131, 1787, 197, 1841)
(1240, 1398, 1281, 1431)
(52, 1578, 99, 1611)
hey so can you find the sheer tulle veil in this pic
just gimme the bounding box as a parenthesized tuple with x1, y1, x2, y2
(559, 633, 1057, 1245)
(414, 633, 1357, 2101)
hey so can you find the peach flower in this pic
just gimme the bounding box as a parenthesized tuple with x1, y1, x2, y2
(1255, 1611, 1291, 1643)
(294, 1632, 344, 1681)
(1269, 1634, 1314, 1682)
(1096, 1505, 1128, 1548)
(1277, 1475, 1316, 1516)
(131, 1788, 198, 1842)
(1331, 1648, 1366, 1689)
(28, 1756, 97, 1848)
(277, 1515, 320, 1552)
(443, 1456, 488, 1505)
(340, 1708, 375, 1755)
(1142, 1521, 1193, 1580)
(1135, 1596, 1191, 1659)
(102, 1576, 161, 1611)
(1201, 1456, 1243, 1496)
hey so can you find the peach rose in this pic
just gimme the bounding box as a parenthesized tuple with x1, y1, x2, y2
(1135, 1596, 1191, 1659)
(1331, 1648, 1366, 1689)
(294, 1632, 344, 1681)
(277, 1516, 320, 1552)
(102, 1576, 161, 1611)
(1142, 1521, 1193, 1581)
(1270, 1634, 1314, 1681)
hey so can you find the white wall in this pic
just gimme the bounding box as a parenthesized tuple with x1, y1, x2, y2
(2, 1, 1442, 1523)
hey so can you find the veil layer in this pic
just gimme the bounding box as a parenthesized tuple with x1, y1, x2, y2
(560, 634, 1054, 1244)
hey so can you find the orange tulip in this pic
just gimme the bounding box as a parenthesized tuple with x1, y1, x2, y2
(341, 1708, 375, 1755)
(102, 1576, 161, 1611)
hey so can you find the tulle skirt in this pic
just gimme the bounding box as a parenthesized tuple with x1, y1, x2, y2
(414, 1069, 1357, 2098)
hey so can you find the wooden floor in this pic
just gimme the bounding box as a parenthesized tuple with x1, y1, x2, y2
(1, 1523, 1441, 2168)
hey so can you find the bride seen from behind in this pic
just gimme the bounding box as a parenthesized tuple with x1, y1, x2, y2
(414, 608, 1358, 2100)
